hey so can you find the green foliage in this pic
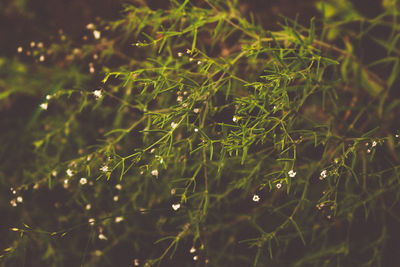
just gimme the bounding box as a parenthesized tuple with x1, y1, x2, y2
(1, 0, 400, 266)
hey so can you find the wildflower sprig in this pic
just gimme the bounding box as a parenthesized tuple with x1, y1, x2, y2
(3, 1, 400, 266)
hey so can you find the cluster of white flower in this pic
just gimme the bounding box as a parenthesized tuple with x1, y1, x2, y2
(10, 197, 22, 207)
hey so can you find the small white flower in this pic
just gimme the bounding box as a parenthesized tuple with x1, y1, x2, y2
(40, 103, 48, 110)
(288, 170, 296, 177)
(88, 218, 95, 225)
(86, 23, 95, 30)
(115, 184, 122, 190)
(197, 60, 201, 65)
(89, 66, 95, 73)
(193, 255, 198, 261)
(113, 195, 119, 202)
(134, 259, 140, 266)
(177, 95, 183, 102)
(98, 233, 107, 240)
(151, 169, 159, 177)
(172, 203, 181, 210)
(367, 149, 371, 153)
(39, 55, 45, 62)
(186, 49, 191, 54)
(320, 170, 327, 180)
(17, 46, 23, 53)
(190, 246, 196, 253)
(85, 204, 91, 210)
(46, 95, 52, 100)
(33, 183, 39, 190)
(189, 57, 194, 62)
(79, 178, 87, 185)
(37, 42, 43, 48)
(93, 90, 102, 99)
(170, 188, 176, 195)
(372, 141, 377, 147)
(177, 52, 183, 57)
(63, 179, 69, 189)
(395, 134, 399, 138)
(193, 108, 200, 113)
(115, 216, 124, 223)
(232, 116, 237, 122)
(93, 30, 101, 39)
(66, 169, 74, 177)
(150, 148, 155, 153)
(17, 196, 23, 203)
(30, 41, 36, 47)
(52, 170, 58, 176)
(135, 42, 140, 46)
(171, 122, 178, 129)
(276, 183, 282, 189)
(194, 128, 199, 133)
(100, 165, 109, 172)
(252, 194, 260, 202)
(93, 54, 99, 60)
